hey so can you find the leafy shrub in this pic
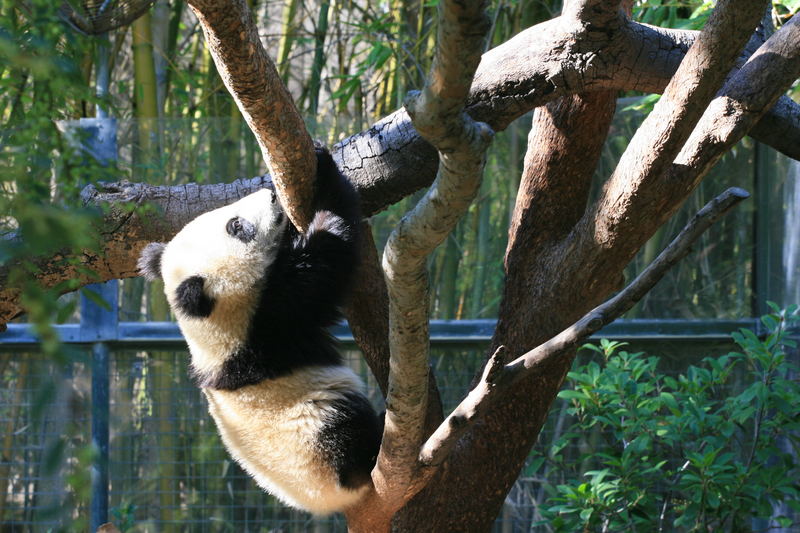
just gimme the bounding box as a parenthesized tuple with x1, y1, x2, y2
(534, 305, 800, 532)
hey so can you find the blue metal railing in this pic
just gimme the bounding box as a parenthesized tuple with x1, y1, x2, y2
(1, 314, 762, 348)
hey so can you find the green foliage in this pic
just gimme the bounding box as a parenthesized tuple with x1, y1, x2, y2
(633, 0, 713, 29)
(1, 0, 114, 342)
(329, 12, 409, 113)
(775, 0, 800, 18)
(633, 0, 798, 30)
(534, 306, 800, 532)
(0, 3, 116, 529)
(110, 501, 137, 532)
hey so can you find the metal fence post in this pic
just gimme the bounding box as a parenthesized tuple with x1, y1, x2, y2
(81, 281, 118, 532)
(90, 341, 110, 532)
(75, 42, 118, 527)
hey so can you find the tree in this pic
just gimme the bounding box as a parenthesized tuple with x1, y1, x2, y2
(1, 0, 799, 531)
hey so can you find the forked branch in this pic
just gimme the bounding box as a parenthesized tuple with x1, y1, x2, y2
(419, 187, 750, 467)
(596, 0, 768, 238)
(672, 13, 800, 185)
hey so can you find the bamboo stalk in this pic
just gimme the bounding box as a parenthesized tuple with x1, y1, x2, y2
(149, 280, 177, 531)
(0, 359, 28, 524)
(308, 1, 330, 121)
(163, 0, 185, 112)
(469, 195, 491, 317)
(132, 9, 160, 177)
(439, 232, 461, 319)
(276, 0, 299, 84)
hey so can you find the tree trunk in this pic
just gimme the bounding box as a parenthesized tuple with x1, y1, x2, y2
(397, 91, 619, 531)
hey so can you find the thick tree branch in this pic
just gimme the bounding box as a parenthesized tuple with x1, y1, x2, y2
(748, 96, 800, 159)
(342, 16, 799, 216)
(341, 223, 446, 432)
(418, 187, 750, 467)
(586, 7, 800, 265)
(410, 16, 798, 526)
(463, 18, 792, 140)
(594, 0, 768, 247)
(343, 223, 391, 396)
(186, 0, 316, 230)
(374, 0, 493, 507)
(398, 89, 619, 531)
(505, 92, 617, 262)
(401, 7, 785, 526)
(671, 14, 800, 186)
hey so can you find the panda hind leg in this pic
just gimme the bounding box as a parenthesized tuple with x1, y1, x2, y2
(316, 392, 383, 489)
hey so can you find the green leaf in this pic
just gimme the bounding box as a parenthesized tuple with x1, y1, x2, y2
(659, 391, 680, 415)
(558, 389, 587, 401)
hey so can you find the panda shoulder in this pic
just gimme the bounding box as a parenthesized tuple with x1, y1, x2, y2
(308, 210, 351, 241)
(312, 145, 361, 229)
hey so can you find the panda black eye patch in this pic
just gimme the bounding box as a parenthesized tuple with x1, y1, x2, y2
(226, 216, 256, 243)
(175, 275, 215, 318)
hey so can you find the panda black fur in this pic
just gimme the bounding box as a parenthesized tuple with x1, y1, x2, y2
(137, 147, 382, 514)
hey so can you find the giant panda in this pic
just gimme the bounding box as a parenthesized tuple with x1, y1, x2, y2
(136, 147, 382, 514)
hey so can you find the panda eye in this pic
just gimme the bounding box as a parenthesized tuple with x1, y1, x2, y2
(227, 217, 242, 235)
(226, 217, 256, 243)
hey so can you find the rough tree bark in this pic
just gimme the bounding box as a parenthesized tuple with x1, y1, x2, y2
(398, 2, 799, 530)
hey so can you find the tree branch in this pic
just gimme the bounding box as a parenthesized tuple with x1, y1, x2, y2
(595, 0, 768, 247)
(418, 187, 750, 467)
(397, 90, 618, 529)
(186, 0, 316, 230)
(344, 16, 800, 214)
(749, 95, 800, 161)
(343, 223, 391, 396)
(374, 0, 493, 511)
(586, 6, 800, 265)
(671, 13, 800, 186)
(395, 9, 798, 529)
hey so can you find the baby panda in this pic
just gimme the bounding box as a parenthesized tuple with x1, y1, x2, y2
(137, 147, 382, 514)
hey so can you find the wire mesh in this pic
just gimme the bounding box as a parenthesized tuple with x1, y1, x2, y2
(1, 343, 528, 532)
(3, 332, 797, 531)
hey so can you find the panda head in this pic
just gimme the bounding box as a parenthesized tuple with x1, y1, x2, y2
(137, 186, 289, 320)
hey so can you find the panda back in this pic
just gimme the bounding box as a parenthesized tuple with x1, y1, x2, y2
(203, 365, 380, 514)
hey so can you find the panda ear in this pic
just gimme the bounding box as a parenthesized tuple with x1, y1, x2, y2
(138, 242, 166, 281)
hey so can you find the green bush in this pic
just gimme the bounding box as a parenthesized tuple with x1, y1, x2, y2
(534, 304, 800, 532)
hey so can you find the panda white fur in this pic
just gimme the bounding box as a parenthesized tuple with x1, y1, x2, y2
(137, 147, 382, 514)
